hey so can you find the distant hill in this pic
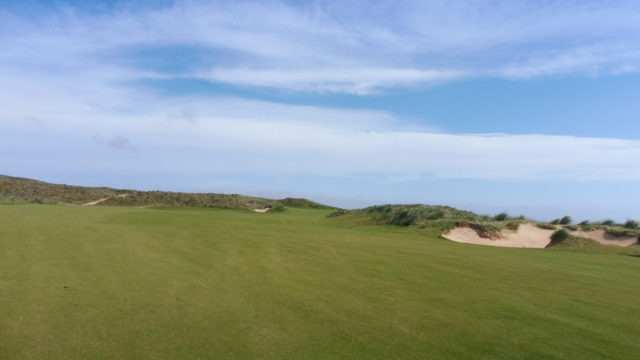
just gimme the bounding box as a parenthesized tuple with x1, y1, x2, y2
(326, 204, 494, 234)
(0, 175, 124, 205)
(0, 174, 332, 211)
(328, 204, 487, 225)
(277, 197, 336, 209)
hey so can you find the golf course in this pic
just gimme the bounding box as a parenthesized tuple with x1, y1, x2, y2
(2, 202, 639, 359)
(5, 1, 640, 358)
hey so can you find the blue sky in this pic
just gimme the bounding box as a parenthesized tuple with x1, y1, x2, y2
(1, 0, 640, 221)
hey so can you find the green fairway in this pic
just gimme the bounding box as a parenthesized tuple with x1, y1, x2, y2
(1, 204, 639, 359)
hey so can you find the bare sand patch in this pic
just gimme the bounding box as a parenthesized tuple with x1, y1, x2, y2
(444, 223, 639, 248)
(82, 194, 128, 206)
(443, 223, 554, 248)
(570, 229, 638, 247)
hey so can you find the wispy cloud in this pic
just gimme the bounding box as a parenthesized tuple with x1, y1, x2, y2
(201, 68, 464, 94)
(3, 92, 640, 182)
(2, 0, 640, 181)
(2, 1, 640, 93)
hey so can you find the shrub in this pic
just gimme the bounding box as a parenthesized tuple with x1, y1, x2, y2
(564, 225, 578, 231)
(425, 209, 445, 220)
(550, 229, 570, 244)
(605, 228, 638, 237)
(581, 225, 594, 232)
(505, 221, 520, 231)
(624, 219, 639, 229)
(601, 219, 615, 226)
(269, 204, 286, 212)
(493, 212, 508, 221)
(550, 218, 560, 225)
(326, 210, 348, 218)
(390, 209, 418, 226)
(457, 222, 501, 239)
(559, 215, 572, 225)
(579, 220, 590, 226)
(536, 223, 557, 230)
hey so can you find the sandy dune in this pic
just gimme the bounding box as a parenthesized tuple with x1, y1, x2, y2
(443, 223, 638, 248)
(570, 229, 638, 247)
(443, 223, 554, 248)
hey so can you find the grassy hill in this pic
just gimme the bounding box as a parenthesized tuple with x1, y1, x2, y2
(2, 203, 640, 359)
(277, 197, 337, 209)
(0, 174, 328, 211)
(0, 174, 125, 204)
(328, 204, 511, 237)
(331, 204, 640, 245)
(330, 204, 485, 224)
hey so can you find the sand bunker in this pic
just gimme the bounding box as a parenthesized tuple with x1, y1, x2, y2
(570, 229, 638, 247)
(443, 223, 638, 248)
(253, 207, 272, 213)
(444, 223, 554, 248)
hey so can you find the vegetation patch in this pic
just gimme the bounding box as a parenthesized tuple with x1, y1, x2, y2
(505, 221, 521, 231)
(0, 174, 335, 212)
(330, 204, 487, 227)
(457, 221, 502, 239)
(559, 216, 573, 225)
(605, 227, 639, 237)
(580, 224, 594, 231)
(389, 209, 419, 226)
(493, 212, 508, 221)
(277, 197, 335, 209)
(624, 219, 640, 229)
(536, 223, 557, 230)
(546, 229, 570, 247)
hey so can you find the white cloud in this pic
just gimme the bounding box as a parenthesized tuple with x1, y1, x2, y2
(201, 68, 464, 94)
(2, 1, 640, 217)
(3, 90, 640, 182)
(2, 1, 640, 93)
(2, 1, 640, 182)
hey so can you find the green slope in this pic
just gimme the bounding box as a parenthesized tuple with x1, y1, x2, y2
(0, 174, 124, 204)
(0, 174, 329, 211)
(277, 197, 336, 209)
(2, 204, 640, 359)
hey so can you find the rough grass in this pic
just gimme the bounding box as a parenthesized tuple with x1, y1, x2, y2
(0, 174, 123, 204)
(277, 197, 336, 209)
(456, 221, 503, 239)
(536, 223, 557, 230)
(605, 227, 640, 238)
(101, 190, 280, 209)
(0, 174, 329, 211)
(547, 229, 570, 247)
(505, 221, 521, 231)
(548, 235, 640, 255)
(332, 204, 486, 226)
(3, 204, 640, 359)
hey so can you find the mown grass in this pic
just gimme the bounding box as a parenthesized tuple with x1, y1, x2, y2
(1, 204, 640, 359)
